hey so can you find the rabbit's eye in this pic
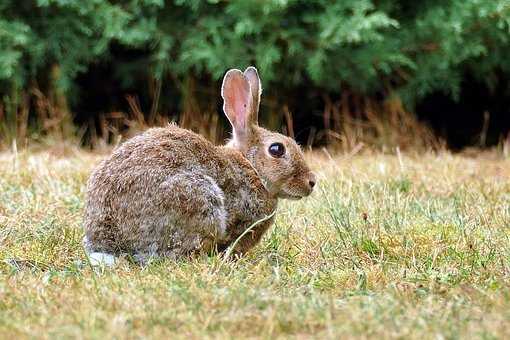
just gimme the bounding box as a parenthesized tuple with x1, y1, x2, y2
(268, 142, 285, 158)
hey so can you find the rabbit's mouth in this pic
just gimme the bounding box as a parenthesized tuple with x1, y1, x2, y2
(279, 191, 305, 200)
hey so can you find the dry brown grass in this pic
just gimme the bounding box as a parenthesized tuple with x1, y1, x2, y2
(0, 148, 509, 338)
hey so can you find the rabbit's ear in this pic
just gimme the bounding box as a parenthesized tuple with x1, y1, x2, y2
(221, 69, 254, 146)
(244, 66, 261, 124)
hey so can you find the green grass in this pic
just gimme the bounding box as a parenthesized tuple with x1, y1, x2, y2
(1, 149, 509, 338)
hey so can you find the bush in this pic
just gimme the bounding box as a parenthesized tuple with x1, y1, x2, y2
(1, 0, 509, 145)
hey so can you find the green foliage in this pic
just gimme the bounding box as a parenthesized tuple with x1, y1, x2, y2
(0, 0, 509, 110)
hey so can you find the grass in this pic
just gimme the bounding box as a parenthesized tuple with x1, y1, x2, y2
(0, 147, 509, 338)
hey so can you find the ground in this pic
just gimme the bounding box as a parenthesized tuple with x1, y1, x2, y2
(0, 148, 509, 339)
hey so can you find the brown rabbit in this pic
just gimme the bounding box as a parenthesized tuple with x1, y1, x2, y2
(83, 67, 316, 265)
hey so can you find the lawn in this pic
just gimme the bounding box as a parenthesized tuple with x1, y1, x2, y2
(0, 148, 509, 338)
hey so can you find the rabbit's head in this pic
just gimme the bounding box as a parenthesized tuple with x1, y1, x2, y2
(222, 67, 316, 200)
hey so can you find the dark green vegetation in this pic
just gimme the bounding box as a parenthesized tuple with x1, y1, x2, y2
(1, 1, 510, 146)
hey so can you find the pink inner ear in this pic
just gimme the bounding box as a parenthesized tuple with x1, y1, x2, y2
(224, 73, 251, 131)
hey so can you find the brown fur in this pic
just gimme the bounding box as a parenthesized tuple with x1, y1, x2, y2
(83, 67, 315, 262)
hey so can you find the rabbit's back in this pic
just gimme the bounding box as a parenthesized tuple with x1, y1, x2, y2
(83, 125, 276, 259)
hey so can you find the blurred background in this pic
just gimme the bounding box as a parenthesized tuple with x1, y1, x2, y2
(1, 0, 509, 151)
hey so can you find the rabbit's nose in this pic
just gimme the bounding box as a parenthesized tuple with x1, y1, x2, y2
(308, 172, 317, 190)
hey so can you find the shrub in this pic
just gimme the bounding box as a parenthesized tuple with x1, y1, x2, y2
(0, 0, 509, 146)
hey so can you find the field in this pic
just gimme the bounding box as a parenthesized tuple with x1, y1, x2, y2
(0, 147, 509, 338)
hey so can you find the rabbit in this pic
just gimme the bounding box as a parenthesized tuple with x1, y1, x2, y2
(83, 66, 316, 265)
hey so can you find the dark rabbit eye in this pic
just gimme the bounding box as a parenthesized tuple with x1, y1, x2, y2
(268, 142, 285, 158)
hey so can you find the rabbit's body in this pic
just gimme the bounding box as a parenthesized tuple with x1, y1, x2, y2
(84, 67, 316, 264)
(84, 125, 276, 260)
